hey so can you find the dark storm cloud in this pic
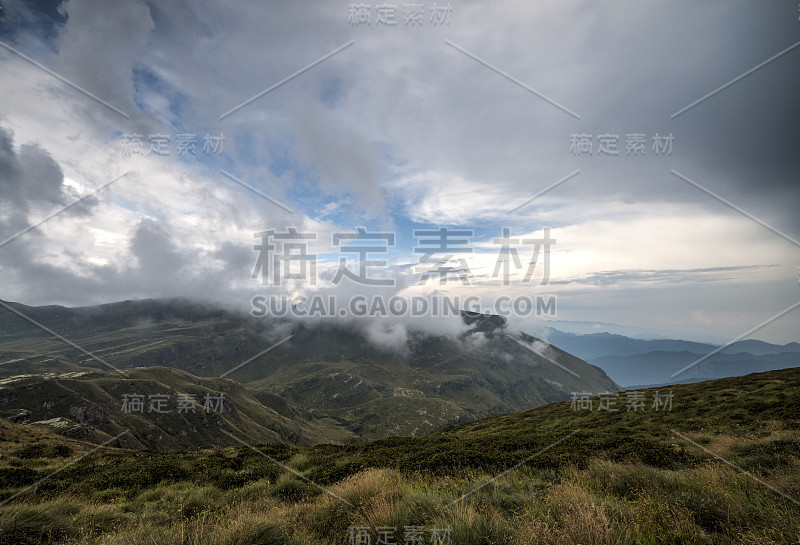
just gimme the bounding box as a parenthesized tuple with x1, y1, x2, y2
(663, 3, 800, 236)
(390, 1, 800, 237)
(0, 125, 67, 210)
(0, 0, 67, 46)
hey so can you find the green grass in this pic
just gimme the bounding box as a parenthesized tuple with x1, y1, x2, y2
(0, 367, 798, 543)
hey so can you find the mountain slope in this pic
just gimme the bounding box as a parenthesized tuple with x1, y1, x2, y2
(0, 299, 619, 443)
(0, 367, 354, 448)
(0, 367, 797, 544)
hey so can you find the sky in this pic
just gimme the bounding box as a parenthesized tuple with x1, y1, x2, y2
(0, 0, 798, 345)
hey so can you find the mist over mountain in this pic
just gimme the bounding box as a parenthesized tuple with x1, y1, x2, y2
(0, 298, 619, 448)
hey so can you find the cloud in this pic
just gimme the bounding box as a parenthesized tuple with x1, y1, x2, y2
(0, 125, 69, 212)
(0, 0, 796, 345)
(130, 218, 183, 270)
(553, 265, 776, 288)
(363, 320, 409, 355)
(291, 99, 383, 209)
(56, 0, 154, 119)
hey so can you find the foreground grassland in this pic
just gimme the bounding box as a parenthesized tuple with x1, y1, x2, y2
(0, 367, 798, 544)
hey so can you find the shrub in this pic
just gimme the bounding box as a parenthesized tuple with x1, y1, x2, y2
(0, 467, 38, 488)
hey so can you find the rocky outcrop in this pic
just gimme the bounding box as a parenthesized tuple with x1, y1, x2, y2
(68, 404, 107, 427)
(7, 409, 31, 424)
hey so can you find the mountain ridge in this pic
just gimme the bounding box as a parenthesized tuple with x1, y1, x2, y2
(0, 298, 619, 447)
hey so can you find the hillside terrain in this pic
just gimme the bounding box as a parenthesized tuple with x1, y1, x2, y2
(0, 367, 798, 544)
(0, 299, 618, 446)
(0, 367, 349, 448)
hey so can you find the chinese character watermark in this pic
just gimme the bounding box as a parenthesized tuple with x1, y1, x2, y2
(250, 293, 557, 319)
(347, 3, 452, 26)
(492, 227, 555, 285)
(332, 228, 396, 287)
(570, 391, 673, 411)
(570, 133, 673, 156)
(119, 132, 225, 157)
(347, 525, 451, 545)
(121, 393, 229, 414)
(414, 227, 473, 286)
(252, 226, 556, 288)
(252, 228, 318, 286)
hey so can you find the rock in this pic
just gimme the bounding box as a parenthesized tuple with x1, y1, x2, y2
(62, 425, 90, 438)
(7, 409, 31, 424)
(69, 404, 107, 427)
(30, 417, 73, 429)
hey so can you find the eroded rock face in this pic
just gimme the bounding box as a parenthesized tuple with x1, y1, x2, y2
(68, 404, 106, 427)
(7, 409, 31, 424)
(62, 425, 90, 439)
(30, 417, 73, 429)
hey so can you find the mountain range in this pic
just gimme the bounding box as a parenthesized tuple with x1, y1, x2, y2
(2, 298, 797, 448)
(0, 298, 618, 448)
(544, 328, 800, 387)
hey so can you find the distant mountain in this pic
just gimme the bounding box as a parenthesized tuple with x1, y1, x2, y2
(542, 328, 800, 387)
(0, 299, 619, 447)
(544, 328, 800, 361)
(544, 330, 716, 360)
(721, 339, 800, 356)
(538, 319, 709, 340)
(593, 350, 800, 387)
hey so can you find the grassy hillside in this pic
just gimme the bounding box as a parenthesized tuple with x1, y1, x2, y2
(0, 299, 620, 442)
(0, 367, 798, 544)
(0, 367, 355, 448)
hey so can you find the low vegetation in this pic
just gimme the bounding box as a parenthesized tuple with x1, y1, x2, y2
(0, 367, 798, 544)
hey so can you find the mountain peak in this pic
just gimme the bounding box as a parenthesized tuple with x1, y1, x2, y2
(460, 310, 507, 335)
